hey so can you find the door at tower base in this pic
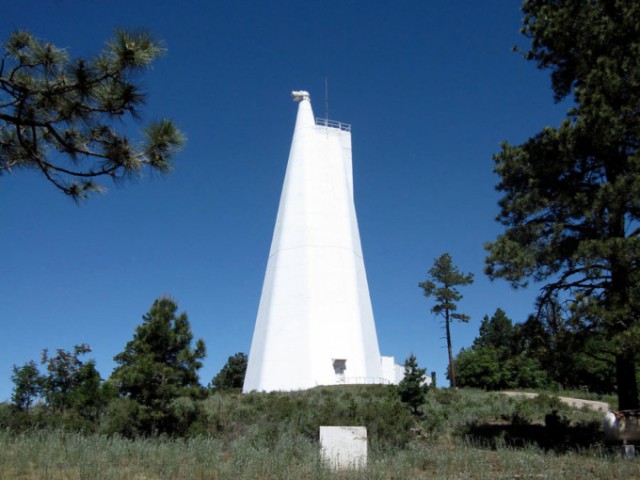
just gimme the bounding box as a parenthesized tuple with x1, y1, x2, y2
(243, 91, 400, 393)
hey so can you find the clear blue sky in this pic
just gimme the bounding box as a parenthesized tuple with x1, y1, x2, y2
(1, 1, 568, 401)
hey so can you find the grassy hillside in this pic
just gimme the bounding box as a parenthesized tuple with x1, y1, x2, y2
(1, 386, 637, 479)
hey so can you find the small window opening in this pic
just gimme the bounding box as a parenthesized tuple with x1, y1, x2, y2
(333, 359, 347, 375)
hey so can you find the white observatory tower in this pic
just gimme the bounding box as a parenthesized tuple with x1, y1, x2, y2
(243, 91, 400, 392)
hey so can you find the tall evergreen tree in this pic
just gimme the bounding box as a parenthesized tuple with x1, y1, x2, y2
(0, 30, 184, 199)
(111, 296, 206, 435)
(485, 0, 640, 409)
(475, 308, 515, 354)
(419, 253, 473, 388)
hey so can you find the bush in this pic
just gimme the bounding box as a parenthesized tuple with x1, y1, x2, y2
(100, 397, 143, 437)
(201, 385, 414, 449)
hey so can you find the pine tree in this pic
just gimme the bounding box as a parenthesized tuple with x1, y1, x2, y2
(111, 296, 206, 435)
(211, 352, 247, 391)
(419, 253, 473, 388)
(398, 354, 428, 416)
(475, 309, 514, 354)
(485, 0, 640, 409)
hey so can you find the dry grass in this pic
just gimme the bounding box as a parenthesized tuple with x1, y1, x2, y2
(1, 388, 639, 479)
(1, 429, 639, 480)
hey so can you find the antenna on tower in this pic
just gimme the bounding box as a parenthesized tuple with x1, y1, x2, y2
(324, 76, 329, 122)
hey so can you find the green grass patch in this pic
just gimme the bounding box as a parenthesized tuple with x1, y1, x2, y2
(1, 387, 637, 479)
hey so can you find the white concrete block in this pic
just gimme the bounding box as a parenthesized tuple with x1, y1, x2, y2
(320, 426, 367, 470)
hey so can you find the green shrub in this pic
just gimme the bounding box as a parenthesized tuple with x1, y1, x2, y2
(100, 397, 142, 437)
(200, 385, 414, 449)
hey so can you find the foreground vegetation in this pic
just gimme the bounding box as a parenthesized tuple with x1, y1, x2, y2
(1, 387, 638, 479)
(2, 428, 638, 480)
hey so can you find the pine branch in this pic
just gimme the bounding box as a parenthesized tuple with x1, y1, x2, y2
(0, 29, 183, 198)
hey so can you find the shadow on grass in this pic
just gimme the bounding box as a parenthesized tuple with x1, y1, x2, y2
(464, 419, 603, 453)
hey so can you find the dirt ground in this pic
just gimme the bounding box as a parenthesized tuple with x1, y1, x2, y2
(500, 391, 611, 412)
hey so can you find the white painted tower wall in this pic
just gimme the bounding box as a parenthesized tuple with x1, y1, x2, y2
(243, 92, 397, 392)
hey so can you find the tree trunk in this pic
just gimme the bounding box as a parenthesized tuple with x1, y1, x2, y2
(616, 353, 639, 410)
(446, 309, 456, 388)
(606, 195, 639, 410)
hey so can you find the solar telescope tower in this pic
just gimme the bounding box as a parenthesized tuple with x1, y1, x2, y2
(243, 91, 398, 392)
